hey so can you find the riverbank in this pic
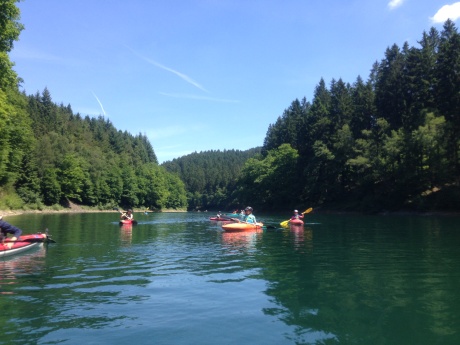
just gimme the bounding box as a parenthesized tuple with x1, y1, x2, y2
(0, 202, 187, 217)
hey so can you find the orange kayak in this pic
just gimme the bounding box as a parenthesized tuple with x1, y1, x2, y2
(221, 222, 264, 232)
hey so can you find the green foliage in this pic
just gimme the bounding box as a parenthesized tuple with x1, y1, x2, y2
(259, 21, 460, 212)
(236, 144, 299, 210)
(0, 1, 185, 211)
(0, 0, 23, 89)
(162, 148, 261, 210)
(41, 168, 61, 205)
(0, 186, 23, 209)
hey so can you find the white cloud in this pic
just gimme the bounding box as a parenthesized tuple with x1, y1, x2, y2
(431, 2, 460, 23)
(388, 0, 404, 10)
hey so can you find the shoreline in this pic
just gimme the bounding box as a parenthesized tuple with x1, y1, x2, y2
(0, 208, 187, 217)
(1, 208, 458, 217)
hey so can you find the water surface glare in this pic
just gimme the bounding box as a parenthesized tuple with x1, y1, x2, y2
(0, 212, 459, 344)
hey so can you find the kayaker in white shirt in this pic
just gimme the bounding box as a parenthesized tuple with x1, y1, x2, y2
(120, 209, 134, 221)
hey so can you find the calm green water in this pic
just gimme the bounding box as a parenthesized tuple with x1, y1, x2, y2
(0, 212, 459, 345)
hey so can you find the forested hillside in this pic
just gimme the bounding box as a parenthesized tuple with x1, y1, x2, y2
(0, 0, 187, 211)
(2, 0, 459, 214)
(237, 20, 460, 212)
(162, 148, 261, 210)
(1, 86, 188, 210)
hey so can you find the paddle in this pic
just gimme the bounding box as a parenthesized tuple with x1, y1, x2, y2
(113, 207, 127, 217)
(114, 207, 132, 220)
(280, 208, 313, 227)
(44, 228, 56, 243)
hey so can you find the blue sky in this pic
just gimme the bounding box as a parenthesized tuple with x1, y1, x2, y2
(10, 0, 460, 163)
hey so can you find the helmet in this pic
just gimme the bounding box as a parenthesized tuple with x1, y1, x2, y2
(245, 206, 253, 211)
(294, 210, 298, 213)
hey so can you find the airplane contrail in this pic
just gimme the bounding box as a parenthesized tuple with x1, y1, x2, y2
(91, 91, 107, 116)
(125, 45, 208, 93)
(159, 92, 239, 103)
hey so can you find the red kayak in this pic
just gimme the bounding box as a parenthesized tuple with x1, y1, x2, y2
(289, 219, 304, 226)
(0, 233, 51, 258)
(0, 241, 40, 258)
(119, 219, 137, 225)
(222, 222, 264, 232)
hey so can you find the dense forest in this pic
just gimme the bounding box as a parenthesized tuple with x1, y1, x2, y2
(242, 20, 460, 212)
(165, 20, 460, 213)
(162, 148, 261, 211)
(1, 0, 459, 213)
(0, 0, 187, 211)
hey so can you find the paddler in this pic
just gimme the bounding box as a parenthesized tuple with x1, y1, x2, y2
(0, 215, 22, 243)
(120, 209, 134, 221)
(290, 209, 304, 220)
(241, 206, 256, 224)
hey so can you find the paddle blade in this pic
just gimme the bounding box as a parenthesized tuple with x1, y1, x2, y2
(302, 207, 313, 214)
(280, 219, 290, 227)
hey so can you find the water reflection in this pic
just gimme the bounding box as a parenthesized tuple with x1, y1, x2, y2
(0, 245, 46, 294)
(221, 230, 262, 251)
(289, 226, 313, 253)
(119, 224, 133, 245)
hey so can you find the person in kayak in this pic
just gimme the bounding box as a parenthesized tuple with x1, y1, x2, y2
(120, 209, 134, 221)
(241, 206, 256, 224)
(0, 216, 22, 243)
(290, 209, 304, 220)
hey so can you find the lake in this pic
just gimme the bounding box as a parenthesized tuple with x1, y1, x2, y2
(1, 212, 459, 344)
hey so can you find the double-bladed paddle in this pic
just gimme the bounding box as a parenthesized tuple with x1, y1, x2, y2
(280, 207, 313, 227)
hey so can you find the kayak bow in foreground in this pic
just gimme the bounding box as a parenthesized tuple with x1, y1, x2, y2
(1, 231, 54, 258)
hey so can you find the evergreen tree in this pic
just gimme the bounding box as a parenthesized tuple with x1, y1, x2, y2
(0, 0, 23, 89)
(374, 44, 407, 129)
(436, 20, 460, 183)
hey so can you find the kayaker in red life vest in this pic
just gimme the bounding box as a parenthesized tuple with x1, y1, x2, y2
(240, 206, 256, 224)
(0, 216, 22, 243)
(120, 209, 134, 221)
(290, 210, 304, 220)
